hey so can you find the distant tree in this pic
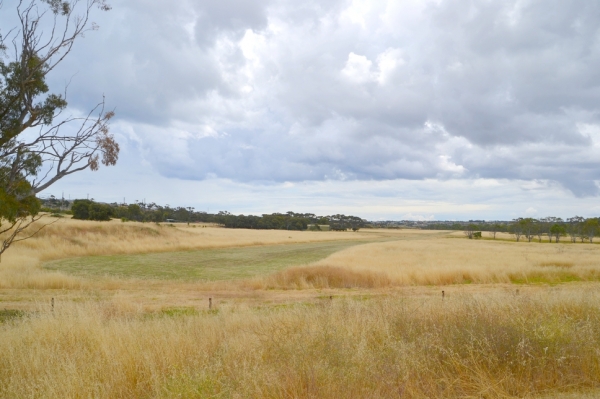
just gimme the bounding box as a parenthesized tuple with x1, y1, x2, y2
(327, 214, 365, 231)
(464, 224, 477, 239)
(550, 224, 567, 243)
(71, 199, 92, 220)
(540, 217, 562, 243)
(533, 220, 544, 243)
(583, 218, 599, 243)
(567, 216, 585, 243)
(521, 218, 536, 243)
(186, 207, 194, 225)
(151, 207, 165, 223)
(127, 204, 142, 221)
(488, 223, 502, 239)
(509, 219, 524, 242)
(88, 202, 112, 221)
(317, 217, 329, 225)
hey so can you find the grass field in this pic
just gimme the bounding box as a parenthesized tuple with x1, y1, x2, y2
(304, 235, 600, 286)
(44, 240, 372, 280)
(2, 218, 600, 398)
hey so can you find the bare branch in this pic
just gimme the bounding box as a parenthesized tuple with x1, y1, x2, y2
(0, 213, 59, 261)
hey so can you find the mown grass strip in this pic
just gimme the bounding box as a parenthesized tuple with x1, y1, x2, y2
(43, 240, 372, 281)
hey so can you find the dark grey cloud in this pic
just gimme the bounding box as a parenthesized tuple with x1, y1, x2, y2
(193, 0, 271, 45)
(428, 0, 600, 147)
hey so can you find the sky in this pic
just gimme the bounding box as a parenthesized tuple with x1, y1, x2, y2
(6, 0, 600, 220)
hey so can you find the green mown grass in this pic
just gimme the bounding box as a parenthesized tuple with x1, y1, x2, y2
(43, 240, 371, 281)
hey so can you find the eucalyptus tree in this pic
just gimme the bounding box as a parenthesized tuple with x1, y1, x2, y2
(464, 223, 477, 239)
(488, 223, 503, 239)
(550, 223, 567, 243)
(509, 218, 524, 242)
(521, 218, 536, 243)
(541, 217, 563, 243)
(566, 216, 585, 243)
(0, 0, 118, 258)
(583, 218, 599, 243)
(534, 219, 544, 243)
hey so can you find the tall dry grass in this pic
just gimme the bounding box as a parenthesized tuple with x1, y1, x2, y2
(1, 289, 600, 398)
(256, 238, 600, 289)
(254, 265, 393, 289)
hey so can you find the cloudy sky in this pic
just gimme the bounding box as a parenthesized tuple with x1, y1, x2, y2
(8, 0, 600, 220)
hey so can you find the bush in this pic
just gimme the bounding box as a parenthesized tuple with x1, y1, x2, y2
(71, 199, 92, 220)
(71, 200, 112, 221)
(88, 203, 113, 221)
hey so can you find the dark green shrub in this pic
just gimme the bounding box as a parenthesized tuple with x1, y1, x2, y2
(88, 203, 112, 221)
(71, 199, 92, 220)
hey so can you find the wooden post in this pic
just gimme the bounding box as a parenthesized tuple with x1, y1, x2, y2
(51, 297, 54, 311)
(209, 297, 212, 310)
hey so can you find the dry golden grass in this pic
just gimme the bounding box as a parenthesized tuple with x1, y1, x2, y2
(262, 236, 600, 288)
(12, 217, 374, 262)
(2, 288, 600, 398)
(256, 265, 393, 289)
(3, 222, 600, 397)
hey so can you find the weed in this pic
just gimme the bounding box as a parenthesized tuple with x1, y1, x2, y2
(0, 309, 25, 323)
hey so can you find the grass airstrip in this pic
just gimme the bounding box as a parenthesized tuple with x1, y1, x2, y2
(44, 240, 373, 280)
(1, 217, 600, 398)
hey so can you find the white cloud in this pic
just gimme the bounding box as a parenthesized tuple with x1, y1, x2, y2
(578, 123, 600, 147)
(340, 48, 404, 85)
(376, 48, 404, 84)
(340, 0, 373, 29)
(438, 155, 466, 174)
(525, 207, 538, 215)
(401, 213, 436, 221)
(341, 52, 375, 84)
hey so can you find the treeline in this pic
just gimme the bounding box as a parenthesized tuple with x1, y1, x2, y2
(463, 217, 600, 243)
(69, 200, 201, 223)
(66, 200, 366, 231)
(425, 222, 500, 231)
(214, 211, 365, 231)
